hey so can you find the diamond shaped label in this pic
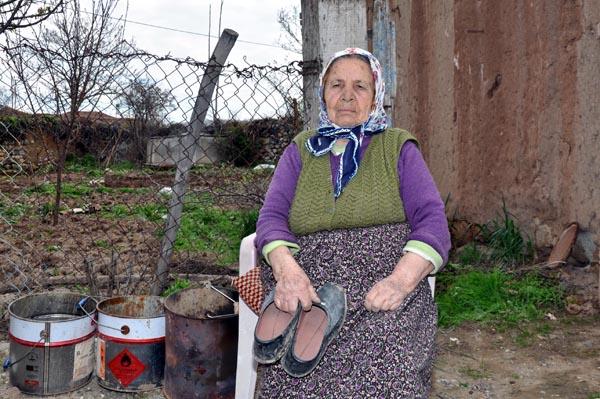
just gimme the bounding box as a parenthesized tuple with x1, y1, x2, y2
(108, 348, 146, 387)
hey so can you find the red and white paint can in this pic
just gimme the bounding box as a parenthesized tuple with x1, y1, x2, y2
(96, 295, 165, 392)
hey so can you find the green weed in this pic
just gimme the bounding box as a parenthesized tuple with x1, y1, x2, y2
(94, 239, 110, 249)
(134, 203, 167, 223)
(436, 268, 563, 328)
(102, 204, 130, 219)
(47, 244, 61, 252)
(458, 365, 489, 379)
(25, 182, 55, 196)
(458, 242, 484, 265)
(0, 201, 29, 224)
(175, 202, 258, 266)
(61, 183, 93, 197)
(110, 160, 136, 174)
(162, 278, 191, 297)
(65, 154, 103, 177)
(482, 201, 533, 265)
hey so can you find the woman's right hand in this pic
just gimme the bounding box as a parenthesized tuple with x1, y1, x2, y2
(268, 246, 319, 313)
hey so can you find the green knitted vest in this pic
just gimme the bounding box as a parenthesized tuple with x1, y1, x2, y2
(289, 128, 418, 235)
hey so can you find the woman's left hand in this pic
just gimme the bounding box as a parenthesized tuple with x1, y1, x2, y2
(364, 252, 434, 312)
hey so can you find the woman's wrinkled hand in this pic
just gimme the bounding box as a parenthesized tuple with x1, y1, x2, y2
(364, 274, 409, 312)
(268, 246, 320, 313)
(364, 252, 434, 312)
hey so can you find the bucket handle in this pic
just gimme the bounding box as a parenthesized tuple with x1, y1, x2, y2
(77, 297, 130, 335)
(209, 284, 236, 303)
(205, 311, 237, 319)
(3, 337, 44, 370)
(205, 284, 238, 319)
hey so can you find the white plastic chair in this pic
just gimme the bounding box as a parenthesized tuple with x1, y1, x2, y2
(235, 233, 436, 399)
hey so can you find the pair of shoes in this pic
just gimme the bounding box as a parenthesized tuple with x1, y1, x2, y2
(253, 282, 347, 377)
(253, 289, 302, 364)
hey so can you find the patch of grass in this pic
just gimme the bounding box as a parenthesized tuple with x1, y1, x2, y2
(95, 193, 258, 266)
(102, 204, 130, 219)
(134, 203, 167, 223)
(175, 202, 258, 265)
(0, 201, 29, 224)
(458, 365, 489, 379)
(25, 182, 55, 196)
(94, 239, 110, 249)
(515, 328, 534, 347)
(588, 393, 600, 399)
(25, 181, 108, 198)
(436, 267, 563, 328)
(110, 160, 137, 174)
(47, 244, 61, 252)
(61, 183, 93, 197)
(161, 278, 191, 297)
(65, 154, 103, 177)
(481, 201, 534, 265)
(458, 242, 484, 265)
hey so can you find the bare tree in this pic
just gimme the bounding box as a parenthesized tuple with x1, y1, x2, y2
(0, 0, 64, 35)
(277, 5, 301, 54)
(3, 0, 131, 224)
(0, 87, 9, 106)
(116, 77, 174, 163)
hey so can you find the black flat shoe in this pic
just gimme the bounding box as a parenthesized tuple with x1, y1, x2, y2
(253, 289, 302, 364)
(281, 282, 347, 377)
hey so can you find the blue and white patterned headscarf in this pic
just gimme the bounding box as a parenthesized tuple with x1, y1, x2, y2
(306, 47, 388, 198)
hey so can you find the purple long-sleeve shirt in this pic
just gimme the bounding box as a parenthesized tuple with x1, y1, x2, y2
(255, 136, 451, 266)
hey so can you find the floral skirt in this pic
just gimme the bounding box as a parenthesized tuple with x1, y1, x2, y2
(258, 223, 437, 399)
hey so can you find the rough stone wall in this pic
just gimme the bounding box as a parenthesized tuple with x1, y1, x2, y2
(394, 0, 600, 249)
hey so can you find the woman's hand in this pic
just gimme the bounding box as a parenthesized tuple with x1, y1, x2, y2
(268, 246, 320, 313)
(364, 252, 433, 312)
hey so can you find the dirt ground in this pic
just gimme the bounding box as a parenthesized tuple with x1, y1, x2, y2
(1, 263, 599, 399)
(2, 169, 599, 398)
(1, 314, 599, 399)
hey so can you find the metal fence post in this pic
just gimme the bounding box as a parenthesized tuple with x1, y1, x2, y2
(151, 29, 238, 295)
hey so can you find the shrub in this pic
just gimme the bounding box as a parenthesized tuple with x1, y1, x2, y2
(217, 122, 261, 167)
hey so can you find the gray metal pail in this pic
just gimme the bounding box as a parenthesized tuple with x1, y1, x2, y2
(7, 292, 97, 395)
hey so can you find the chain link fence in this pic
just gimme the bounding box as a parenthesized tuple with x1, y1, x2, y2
(0, 37, 310, 301)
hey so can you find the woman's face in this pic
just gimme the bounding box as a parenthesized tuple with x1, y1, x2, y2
(323, 57, 375, 127)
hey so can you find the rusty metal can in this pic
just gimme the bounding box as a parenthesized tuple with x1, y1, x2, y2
(96, 295, 165, 392)
(7, 292, 97, 395)
(164, 286, 238, 399)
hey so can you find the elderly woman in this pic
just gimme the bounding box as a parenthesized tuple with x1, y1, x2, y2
(255, 47, 450, 398)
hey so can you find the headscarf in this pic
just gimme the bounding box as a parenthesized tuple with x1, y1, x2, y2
(306, 47, 388, 198)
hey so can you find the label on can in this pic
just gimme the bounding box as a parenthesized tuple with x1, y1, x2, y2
(108, 348, 146, 387)
(72, 337, 95, 382)
(97, 338, 106, 380)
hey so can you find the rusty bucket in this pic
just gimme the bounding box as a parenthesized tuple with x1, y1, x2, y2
(7, 293, 97, 395)
(164, 286, 238, 399)
(96, 295, 165, 392)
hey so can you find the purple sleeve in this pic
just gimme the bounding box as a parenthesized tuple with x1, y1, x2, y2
(399, 141, 451, 265)
(255, 143, 301, 252)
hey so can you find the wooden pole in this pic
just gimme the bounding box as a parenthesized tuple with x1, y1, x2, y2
(300, 0, 369, 129)
(372, 0, 397, 126)
(152, 29, 238, 295)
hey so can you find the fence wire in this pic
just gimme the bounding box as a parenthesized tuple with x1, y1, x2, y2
(0, 41, 310, 299)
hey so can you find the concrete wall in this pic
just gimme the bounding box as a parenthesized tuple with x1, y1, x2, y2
(392, 0, 600, 250)
(146, 135, 222, 167)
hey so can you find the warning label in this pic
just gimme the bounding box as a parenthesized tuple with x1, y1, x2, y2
(72, 337, 94, 382)
(108, 349, 145, 387)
